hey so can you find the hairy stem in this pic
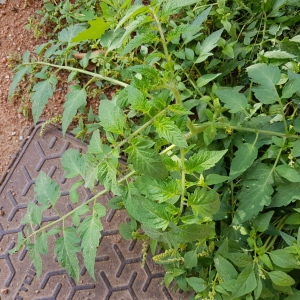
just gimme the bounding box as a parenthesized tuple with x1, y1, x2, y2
(22, 62, 129, 88)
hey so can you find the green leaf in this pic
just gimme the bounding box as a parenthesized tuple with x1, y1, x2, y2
(142, 225, 180, 248)
(54, 227, 81, 281)
(72, 17, 110, 42)
(9, 65, 32, 97)
(233, 163, 274, 223)
(187, 188, 220, 219)
(184, 251, 198, 269)
(88, 129, 111, 157)
(259, 253, 273, 270)
(98, 156, 119, 192)
(197, 73, 221, 88)
(128, 64, 161, 86)
(252, 211, 274, 232)
(275, 164, 300, 182)
(168, 104, 192, 115)
(263, 50, 295, 59)
(69, 180, 83, 203)
(22, 202, 43, 226)
(28, 241, 43, 278)
(77, 203, 105, 280)
(224, 253, 253, 268)
(126, 136, 168, 180)
(120, 32, 157, 56)
(247, 63, 280, 104)
(268, 271, 295, 286)
(186, 277, 208, 293)
(269, 182, 300, 207)
(34, 171, 61, 206)
(195, 29, 224, 63)
(185, 150, 227, 174)
(125, 194, 172, 230)
(119, 223, 133, 240)
(83, 157, 99, 189)
(232, 266, 257, 298)
(59, 24, 86, 45)
(62, 149, 84, 178)
(282, 77, 300, 99)
(116, 5, 148, 30)
(214, 254, 238, 281)
(136, 176, 179, 203)
(31, 75, 57, 124)
(268, 249, 300, 269)
(62, 86, 87, 135)
(215, 89, 248, 114)
(163, 0, 201, 16)
(99, 100, 126, 135)
(126, 85, 150, 113)
(177, 224, 214, 242)
(229, 143, 258, 179)
(154, 115, 188, 148)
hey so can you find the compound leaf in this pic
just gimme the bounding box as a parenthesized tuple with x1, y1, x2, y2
(54, 227, 81, 281)
(126, 136, 168, 180)
(186, 150, 227, 174)
(34, 171, 60, 206)
(247, 63, 280, 104)
(28, 241, 43, 278)
(62, 86, 87, 135)
(99, 100, 126, 135)
(77, 203, 105, 280)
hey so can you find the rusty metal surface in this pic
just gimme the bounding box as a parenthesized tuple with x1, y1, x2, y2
(0, 123, 191, 300)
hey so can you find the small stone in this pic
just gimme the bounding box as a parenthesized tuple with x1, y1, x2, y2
(1, 57, 7, 63)
(0, 209, 4, 216)
(11, 132, 16, 136)
(1, 288, 8, 294)
(19, 136, 23, 141)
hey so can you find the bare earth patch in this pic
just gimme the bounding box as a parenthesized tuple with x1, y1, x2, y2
(0, 0, 64, 176)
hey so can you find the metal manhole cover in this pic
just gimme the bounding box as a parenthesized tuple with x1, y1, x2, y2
(0, 123, 192, 300)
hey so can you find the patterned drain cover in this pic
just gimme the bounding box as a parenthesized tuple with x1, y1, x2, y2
(0, 123, 192, 300)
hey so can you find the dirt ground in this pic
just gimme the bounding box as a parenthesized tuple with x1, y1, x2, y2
(0, 0, 63, 177)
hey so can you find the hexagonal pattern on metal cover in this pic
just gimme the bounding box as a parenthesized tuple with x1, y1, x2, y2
(0, 123, 192, 300)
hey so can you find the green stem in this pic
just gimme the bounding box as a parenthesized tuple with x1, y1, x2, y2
(265, 216, 287, 252)
(179, 148, 186, 217)
(23, 170, 136, 243)
(279, 98, 288, 134)
(151, 9, 169, 59)
(22, 61, 129, 88)
(192, 122, 300, 140)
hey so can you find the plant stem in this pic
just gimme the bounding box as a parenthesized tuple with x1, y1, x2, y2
(23, 170, 136, 243)
(151, 9, 169, 59)
(22, 62, 129, 88)
(179, 148, 186, 217)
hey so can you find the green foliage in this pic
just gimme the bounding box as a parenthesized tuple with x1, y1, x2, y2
(10, 0, 300, 298)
